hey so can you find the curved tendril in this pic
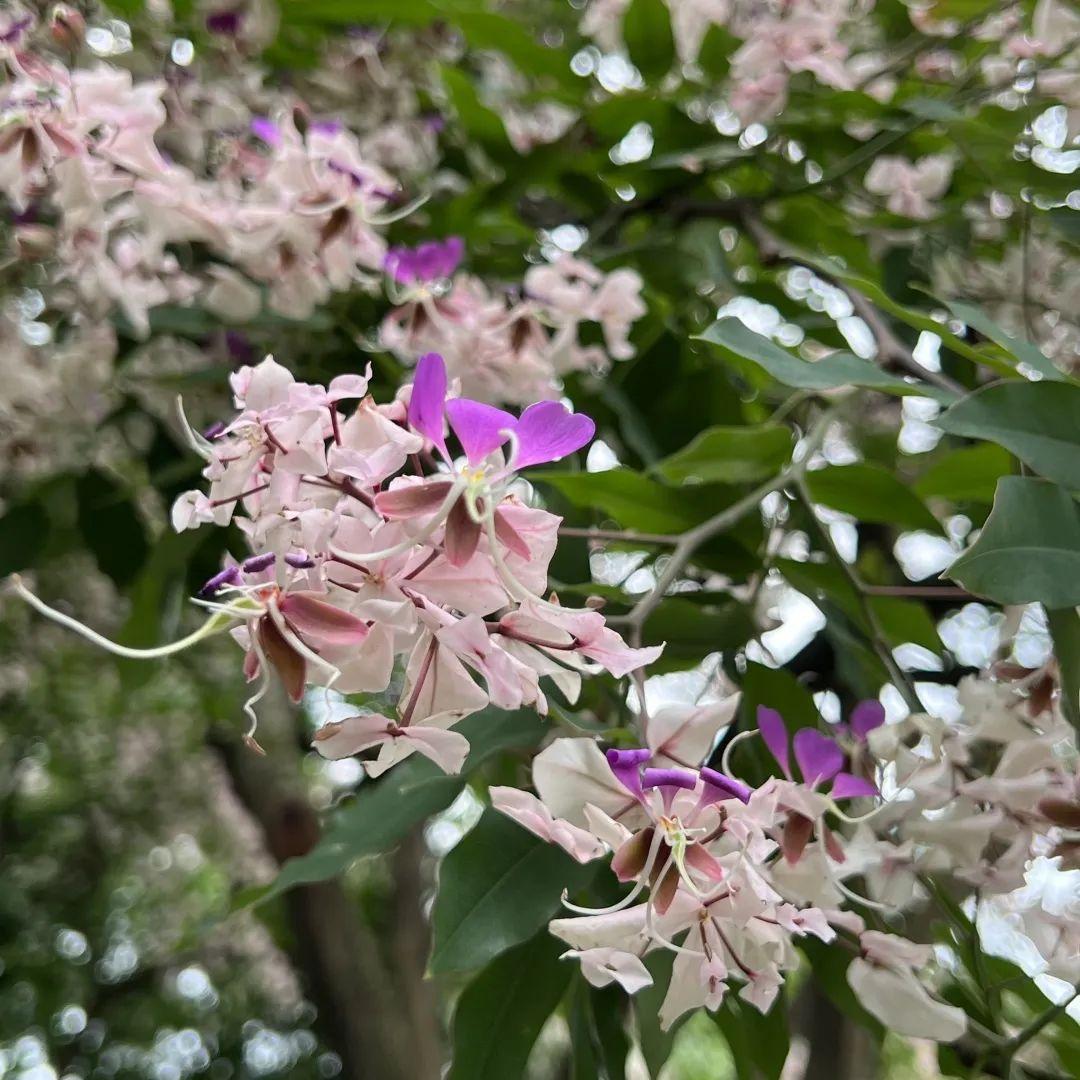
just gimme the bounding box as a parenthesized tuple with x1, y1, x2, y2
(175, 395, 214, 461)
(243, 623, 273, 742)
(644, 855, 704, 958)
(822, 855, 894, 913)
(363, 189, 430, 227)
(559, 826, 667, 916)
(482, 510, 534, 603)
(721, 728, 760, 779)
(9, 576, 235, 658)
(329, 478, 465, 565)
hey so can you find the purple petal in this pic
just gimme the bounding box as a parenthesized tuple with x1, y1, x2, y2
(407, 353, 448, 455)
(757, 706, 791, 779)
(510, 401, 595, 471)
(250, 117, 281, 147)
(606, 747, 651, 800)
(699, 767, 752, 804)
(285, 552, 316, 569)
(830, 772, 879, 800)
(849, 700, 886, 740)
(642, 767, 697, 792)
(793, 729, 844, 787)
(445, 398, 516, 466)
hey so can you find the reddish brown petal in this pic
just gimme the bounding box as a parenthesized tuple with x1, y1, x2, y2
(821, 823, 846, 864)
(494, 507, 531, 559)
(651, 861, 680, 915)
(444, 498, 481, 567)
(781, 812, 815, 865)
(612, 827, 654, 883)
(279, 592, 369, 647)
(258, 615, 306, 702)
(1039, 797, 1080, 829)
(374, 480, 455, 519)
(684, 843, 725, 882)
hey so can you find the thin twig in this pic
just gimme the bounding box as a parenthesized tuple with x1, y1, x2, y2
(557, 526, 680, 545)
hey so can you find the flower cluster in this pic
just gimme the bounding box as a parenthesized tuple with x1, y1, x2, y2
(165, 352, 656, 771)
(495, 678, 1078, 1035)
(380, 247, 647, 404)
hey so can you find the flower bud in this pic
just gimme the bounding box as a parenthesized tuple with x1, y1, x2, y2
(48, 4, 85, 49)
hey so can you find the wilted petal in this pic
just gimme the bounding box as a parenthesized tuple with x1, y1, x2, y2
(793, 728, 844, 786)
(407, 352, 448, 454)
(445, 397, 515, 465)
(279, 592, 370, 647)
(757, 706, 791, 778)
(511, 400, 595, 470)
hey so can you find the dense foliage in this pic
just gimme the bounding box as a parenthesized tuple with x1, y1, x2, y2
(2, 1, 1079, 1078)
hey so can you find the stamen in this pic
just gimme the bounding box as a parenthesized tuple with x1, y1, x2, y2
(560, 826, 666, 915)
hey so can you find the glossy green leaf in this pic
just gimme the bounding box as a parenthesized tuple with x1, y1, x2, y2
(945, 300, 1066, 382)
(447, 931, 574, 1080)
(430, 808, 598, 975)
(914, 443, 1014, 503)
(652, 424, 792, 485)
(805, 463, 941, 532)
(936, 381, 1080, 490)
(623, 0, 675, 81)
(244, 708, 546, 905)
(697, 318, 955, 403)
(948, 477, 1080, 607)
(712, 996, 790, 1080)
(1047, 608, 1080, 732)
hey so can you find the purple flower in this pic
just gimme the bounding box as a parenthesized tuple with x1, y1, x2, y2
(607, 747, 652, 799)
(407, 353, 595, 472)
(756, 705, 878, 800)
(700, 767, 752, 804)
(285, 552, 316, 569)
(384, 237, 464, 285)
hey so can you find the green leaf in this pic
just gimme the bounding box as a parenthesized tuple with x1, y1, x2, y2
(447, 931, 573, 1080)
(948, 477, 1080, 607)
(634, 951, 680, 1078)
(245, 708, 546, 905)
(871, 597, 942, 654)
(712, 996, 789, 1080)
(936, 381, 1080, 491)
(944, 300, 1066, 382)
(652, 425, 792, 485)
(536, 469, 745, 535)
(805, 463, 941, 532)
(623, 0, 675, 81)
(0, 501, 50, 577)
(75, 470, 150, 587)
(568, 979, 629, 1080)
(697, 318, 954, 403)
(641, 598, 755, 668)
(914, 443, 1014, 503)
(430, 808, 598, 975)
(1047, 608, 1080, 732)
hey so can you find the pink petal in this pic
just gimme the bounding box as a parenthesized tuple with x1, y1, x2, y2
(445, 398, 516, 466)
(374, 479, 455, 519)
(407, 353, 448, 455)
(511, 401, 594, 470)
(756, 706, 791, 779)
(493, 507, 532, 559)
(279, 592, 370, 647)
(312, 714, 393, 758)
(401, 725, 470, 775)
(793, 728, 844, 786)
